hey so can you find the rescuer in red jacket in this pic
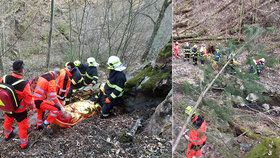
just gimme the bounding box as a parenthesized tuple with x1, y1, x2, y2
(56, 62, 74, 105)
(173, 41, 180, 59)
(33, 68, 64, 134)
(185, 106, 207, 158)
(0, 60, 34, 149)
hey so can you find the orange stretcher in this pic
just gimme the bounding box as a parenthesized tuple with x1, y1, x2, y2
(53, 100, 101, 128)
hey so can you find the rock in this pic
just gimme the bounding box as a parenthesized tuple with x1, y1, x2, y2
(246, 93, 259, 102)
(240, 143, 252, 152)
(262, 103, 270, 111)
(146, 90, 172, 139)
(231, 95, 246, 106)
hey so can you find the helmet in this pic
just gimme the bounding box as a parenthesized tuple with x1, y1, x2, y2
(175, 41, 179, 45)
(185, 42, 190, 47)
(185, 106, 193, 115)
(65, 62, 69, 67)
(193, 45, 198, 48)
(87, 57, 99, 67)
(74, 60, 81, 67)
(260, 58, 265, 62)
(107, 56, 126, 71)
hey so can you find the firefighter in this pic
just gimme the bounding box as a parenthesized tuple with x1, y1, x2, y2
(74, 60, 88, 78)
(33, 68, 64, 134)
(0, 60, 34, 149)
(84, 57, 99, 86)
(173, 41, 179, 59)
(99, 56, 126, 119)
(192, 45, 198, 65)
(183, 42, 191, 62)
(213, 48, 221, 62)
(56, 62, 74, 105)
(184, 106, 207, 158)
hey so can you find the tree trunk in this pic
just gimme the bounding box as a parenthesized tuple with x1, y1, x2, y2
(46, 0, 55, 69)
(141, 0, 171, 62)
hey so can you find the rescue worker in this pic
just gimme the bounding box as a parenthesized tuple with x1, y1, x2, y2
(84, 57, 99, 86)
(183, 42, 191, 62)
(0, 60, 34, 149)
(56, 62, 74, 105)
(213, 48, 221, 62)
(173, 41, 179, 59)
(192, 45, 198, 65)
(253, 58, 265, 75)
(199, 44, 207, 65)
(33, 68, 64, 134)
(184, 106, 207, 158)
(74, 60, 88, 78)
(99, 56, 126, 119)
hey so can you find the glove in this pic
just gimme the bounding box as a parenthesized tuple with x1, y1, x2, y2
(105, 97, 111, 104)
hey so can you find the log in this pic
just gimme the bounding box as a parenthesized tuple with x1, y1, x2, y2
(127, 118, 142, 137)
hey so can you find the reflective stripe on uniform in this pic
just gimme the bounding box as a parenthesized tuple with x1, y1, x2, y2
(33, 93, 44, 98)
(71, 79, 77, 85)
(77, 77, 84, 83)
(57, 95, 65, 100)
(34, 86, 45, 94)
(110, 93, 117, 99)
(59, 89, 67, 93)
(106, 80, 123, 92)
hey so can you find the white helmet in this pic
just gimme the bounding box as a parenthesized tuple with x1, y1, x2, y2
(107, 56, 126, 71)
(74, 60, 81, 67)
(186, 42, 190, 47)
(260, 58, 265, 62)
(193, 45, 198, 48)
(87, 57, 99, 67)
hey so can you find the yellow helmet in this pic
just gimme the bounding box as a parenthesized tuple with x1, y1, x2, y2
(74, 60, 81, 67)
(185, 106, 193, 115)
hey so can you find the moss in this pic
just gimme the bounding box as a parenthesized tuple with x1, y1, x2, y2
(246, 138, 280, 158)
(125, 66, 170, 93)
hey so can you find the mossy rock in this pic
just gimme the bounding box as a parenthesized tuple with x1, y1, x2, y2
(246, 138, 280, 158)
(125, 65, 170, 97)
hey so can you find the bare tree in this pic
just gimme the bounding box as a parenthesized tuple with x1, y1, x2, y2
(46, 0, 55, 69)
(141, 0, 171, 62)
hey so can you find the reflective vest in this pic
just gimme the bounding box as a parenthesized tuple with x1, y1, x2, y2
(33, 72, 60, 105)
(0, 73, 34, 113)
(104, 70, 126, 100)
(56, 68, 72, 101)
(192, 47, 198, 56)
(185, 46, 191, 55)
(84, 65, 98, 85)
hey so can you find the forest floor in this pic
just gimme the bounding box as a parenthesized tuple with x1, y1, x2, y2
(172, 52, 280, 157)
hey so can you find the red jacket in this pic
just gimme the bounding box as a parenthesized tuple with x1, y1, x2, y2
(186, 118, 207, 158)
(33, 72, 60, 105)
(0, 73, 34, 113)
(56, 68, 72, 101)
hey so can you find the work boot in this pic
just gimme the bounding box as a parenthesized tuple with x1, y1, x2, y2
(43, 123, 53, 136)
(36, 124, 44, 130)
(5, 131, 15, 141)
(20, 142, 29, 150)
(99, 113, 110, 119)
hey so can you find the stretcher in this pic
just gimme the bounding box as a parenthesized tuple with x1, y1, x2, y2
(54, 100, 101, 128)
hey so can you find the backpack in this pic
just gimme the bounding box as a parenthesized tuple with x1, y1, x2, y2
(0, 75, 24, 114)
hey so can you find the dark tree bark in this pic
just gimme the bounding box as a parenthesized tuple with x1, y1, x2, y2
(141, 0, 171, 62)
(46, 0, 55, 69)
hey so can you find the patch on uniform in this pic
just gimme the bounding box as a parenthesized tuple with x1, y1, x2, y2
(0, 99, 4, 107)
